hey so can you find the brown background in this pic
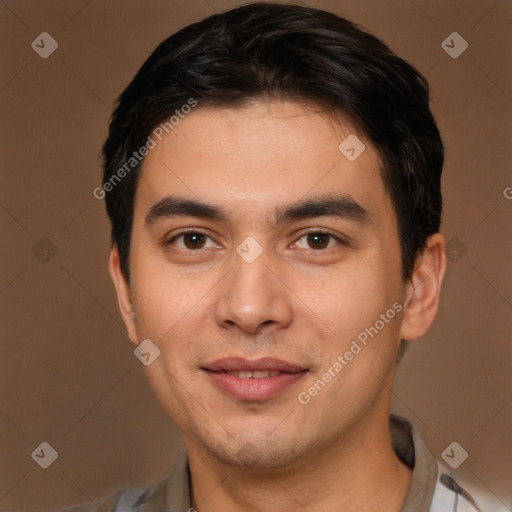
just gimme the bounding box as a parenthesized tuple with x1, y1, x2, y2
(1, 0, 511, 510)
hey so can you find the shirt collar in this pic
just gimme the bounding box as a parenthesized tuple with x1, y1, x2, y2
(390, 414, 438, 511)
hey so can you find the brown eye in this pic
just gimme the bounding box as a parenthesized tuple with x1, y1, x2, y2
(168, 231, 216, 250)
(183, 233, 206, 249)
(295, 232, 339, 250)
(306, 233, 330, 249)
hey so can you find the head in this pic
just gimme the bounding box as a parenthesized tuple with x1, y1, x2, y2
(104, 3, 446, 470)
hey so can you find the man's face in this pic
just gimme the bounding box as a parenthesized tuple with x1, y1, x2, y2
(119, 100, 409, 469)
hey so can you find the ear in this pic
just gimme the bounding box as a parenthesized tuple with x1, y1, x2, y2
(399, 233, 447, 341)
(108, 246, 139, 345)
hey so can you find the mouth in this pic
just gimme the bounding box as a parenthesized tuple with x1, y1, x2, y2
(219, 369, 282, 378)
(202, 357, 308, 401)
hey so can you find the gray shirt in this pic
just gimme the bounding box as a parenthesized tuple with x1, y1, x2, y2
(57, 415, 481, 512)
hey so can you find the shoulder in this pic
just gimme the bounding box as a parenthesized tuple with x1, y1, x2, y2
(52, 455, 189, 512)
(54, 489, 123, 512)
(53, 478, 169, 512)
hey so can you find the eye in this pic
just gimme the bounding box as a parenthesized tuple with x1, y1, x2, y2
(295, 232, 341, 250)
(167, 230, 218, 250)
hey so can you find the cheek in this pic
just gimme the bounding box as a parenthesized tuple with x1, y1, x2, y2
(297, 255, 403, 381)
(129, 246, 206, 333)
(300, 259, 390, 329)
(129, 260, 221, 379)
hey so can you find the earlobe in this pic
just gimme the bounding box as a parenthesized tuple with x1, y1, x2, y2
(399, 233, 447, 341)
(108, 246, 139, 345)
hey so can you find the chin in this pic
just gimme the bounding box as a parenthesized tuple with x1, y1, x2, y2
(199, 430, 309, 471)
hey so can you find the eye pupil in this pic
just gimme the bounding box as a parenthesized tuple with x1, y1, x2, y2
(307, 233, 329, 249)
(184, 233, 205, 249)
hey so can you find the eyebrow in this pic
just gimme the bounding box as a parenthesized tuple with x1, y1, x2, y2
(275, 194, 371, 226)
(144, 194, 372, 227)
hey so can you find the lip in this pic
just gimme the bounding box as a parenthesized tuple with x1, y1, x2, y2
(202, 357, 307, 373)
(202, 357, 308, 401)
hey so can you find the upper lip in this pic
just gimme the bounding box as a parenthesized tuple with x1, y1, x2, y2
(202, 357, 307, 373)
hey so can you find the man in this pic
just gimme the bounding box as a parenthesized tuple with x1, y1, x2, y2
(64, 3, 483, 511)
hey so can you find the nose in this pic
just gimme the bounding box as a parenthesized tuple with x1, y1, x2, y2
(214, 245, 293, 335)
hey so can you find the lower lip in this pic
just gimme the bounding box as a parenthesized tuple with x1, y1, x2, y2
(204, 370, 307, 401)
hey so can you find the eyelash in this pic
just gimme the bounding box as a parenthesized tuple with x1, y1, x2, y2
(165, 229, 345, 251)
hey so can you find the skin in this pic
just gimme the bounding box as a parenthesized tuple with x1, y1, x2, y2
(109, 99, 446, 511)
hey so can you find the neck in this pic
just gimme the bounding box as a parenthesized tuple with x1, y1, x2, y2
(186, 409, 412, 512)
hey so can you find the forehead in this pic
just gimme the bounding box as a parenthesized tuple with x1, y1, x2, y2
(134, 100, 393, 226)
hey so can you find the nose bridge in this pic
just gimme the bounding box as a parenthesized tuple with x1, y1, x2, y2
(214, 238, 293, 333)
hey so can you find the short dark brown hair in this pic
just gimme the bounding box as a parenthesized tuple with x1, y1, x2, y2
(102, 2, 444, 283)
